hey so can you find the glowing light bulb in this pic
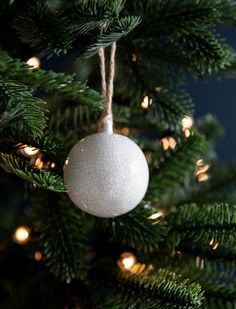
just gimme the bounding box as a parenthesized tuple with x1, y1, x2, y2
(51, 162, 56, 168)
(197, 173, 209, 182)
(212, 243, 219, 250)
(22, 146, 39, 157)
(34, 251, 43, 261)
(181, 116, 193, 129)
(195, 164, 210, 176)
(184, 128, 191, 138)
(122, 127, 130, 136)
(148, 210, 164, 220)
(26, 57, 41, 69)
(117, 252, 137, 271)
(196, 159, 204, 167)
(35, 157, 44, 169)
(13, 226, 30, 244)
(209, 238, 214, 246)
(141, 96, 152, 109)
(160, 137, 170, 151)
(160, 137, 177, 151)
(132, 53, 137, 62)
(168, 137, 177, 150)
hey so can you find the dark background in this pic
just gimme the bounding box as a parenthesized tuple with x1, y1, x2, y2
(187, 27, 236, 162)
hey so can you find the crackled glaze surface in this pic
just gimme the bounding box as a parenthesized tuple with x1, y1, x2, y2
(64, 129, 149, 218)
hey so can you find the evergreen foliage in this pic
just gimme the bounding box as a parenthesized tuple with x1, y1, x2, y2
(0, 50, 103, 108)
(33, 193, 88, 282)
(101, 202, 168, 252)
(0, 152, 66, 192)
(0, 0, 236, 308)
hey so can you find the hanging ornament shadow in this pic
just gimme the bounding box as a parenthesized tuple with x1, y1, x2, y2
(63, 43, 149, 218)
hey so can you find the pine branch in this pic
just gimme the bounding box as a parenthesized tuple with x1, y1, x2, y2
(181, 162, 236, 206)
(115, 268, 204, 308)
(89, 262, 203, 309)
(33, 192, 88, 282)
(0, 79, 47, 138)
(13, 0, 141, 58)
(152, 252, 236, 308)
(0, 50, 103, 108)
(49, 105, 101, 136)
(149, 134, 208, 199)
(69, 0, 126, 34)
(169, 203, 236, 247)
(13, 0, 75, 56)
(101, 202, 168, 252)
(179, 242, 236, 261)
(0, 153, 66, 192)
(126, 0, 234, 77)
(0, 126, 58, 156)
(128, 0, 221, 29)
(84, 16, 141, 58)
(148, 91, 194, 127)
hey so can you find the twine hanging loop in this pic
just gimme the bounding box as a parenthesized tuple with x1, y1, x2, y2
(98, 42, 116, 131)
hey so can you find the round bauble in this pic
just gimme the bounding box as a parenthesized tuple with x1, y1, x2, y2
(63, 121, 149, 218)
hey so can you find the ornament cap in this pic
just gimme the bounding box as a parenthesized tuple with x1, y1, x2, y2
(100, 118, 113, 134)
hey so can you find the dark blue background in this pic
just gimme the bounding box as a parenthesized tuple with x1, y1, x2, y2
(187, 27, 236, 162)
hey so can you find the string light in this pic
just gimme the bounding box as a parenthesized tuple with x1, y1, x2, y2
(195, 159, 210, 183)
(198, 173, 209, 182)
(13, 226, 30, 245)
(184, 128, 191, 138)
(141, 96, 152, 109)
(34, 157, 44, 169)
(20, 145, 40, 158)
(209, 238, 219, 250)
(196, 159, 204, 167)
(160, 137, 170, 151)
(181, 116, 193, 138)
(122, 127, 130, 136)
(212, 243, 219, 250)
(26, 56, 41, 69)
(132, 53, 137, 62)
(181, 116, 193, 129)
(168, 137, 177, 150)
(51, 162, 56, 168)
(148, 210, 164, 220)
(160, 137, 177, 151)
(155, 86, 162, 92)
(196, 256, 204, 270)
(117, 252, 137, 271)
(117, 252, 153, 275)
(195, 164, 210, 176)
(209, 238, 214, 246)
(34, 251, 43, 261)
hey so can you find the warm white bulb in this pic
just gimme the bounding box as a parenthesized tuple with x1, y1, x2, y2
(23, 146, 39, 157)
(141, 96, 152, 109)
(34, 251, 43, 261)
(123, 256, 136, 269)
(13, 226, 30, 244)
(26, 57, 41, 69)
(118, 252, 137, 271)
(197, 173, 209, 182)
(181, 116, 193, 129)
(148, 211, 164, 220)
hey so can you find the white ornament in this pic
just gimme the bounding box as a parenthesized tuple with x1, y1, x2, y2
(63, 120, 149, 218)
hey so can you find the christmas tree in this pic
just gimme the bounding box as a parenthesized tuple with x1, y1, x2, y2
(1, 0, 236, 308)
